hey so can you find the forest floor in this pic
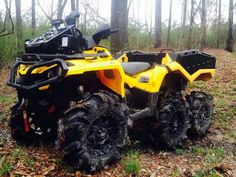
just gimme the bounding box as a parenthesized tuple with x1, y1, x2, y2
(0, 49, 235, 177)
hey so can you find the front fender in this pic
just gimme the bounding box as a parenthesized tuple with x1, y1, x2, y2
(66, 59, 126, 97)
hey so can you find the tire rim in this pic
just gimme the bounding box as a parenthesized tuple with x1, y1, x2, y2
(169, 112, 185, 138)
(86, 114, 120, 157)
(198, 104, 211, 127)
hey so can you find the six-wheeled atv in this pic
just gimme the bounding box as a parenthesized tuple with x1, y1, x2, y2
(7, 11, 216, 173)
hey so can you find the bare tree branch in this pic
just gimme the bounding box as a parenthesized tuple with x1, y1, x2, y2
(0, 0, 14, 37)
(37, 0, 53, 21)
(127, 0, 133, 14)
(85, 3, 108, 23)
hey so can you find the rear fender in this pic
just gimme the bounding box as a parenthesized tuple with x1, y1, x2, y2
(166, 61, 215, 82)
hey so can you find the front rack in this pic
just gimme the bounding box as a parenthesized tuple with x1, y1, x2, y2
(7, 58, 68, 90)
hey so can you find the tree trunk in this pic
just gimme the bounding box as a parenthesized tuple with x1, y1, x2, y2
(71, 0, 75, 11)
(76, 0, 79, 27)
(110, 0, 128, 53)
(57, 0, 68, 19)
(76, 0, 79, 10)
(5, 0, 11, 22)
(200, 0, 206, 50)
(225, 0, 233, 52)
(15, 0, 22, 50)
(154, 0, 162, 48)
(217, 0, 221, 48)
(32, 0, 36, 36)
(167, 0, 173, 47)
(188, 0, 194, 49)
(179, 0, 187, 49)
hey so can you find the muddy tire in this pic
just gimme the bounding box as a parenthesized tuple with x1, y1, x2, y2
(151, 96, 189, 150)
(186, 91, 214, 137)
(58, 92, 128, 173)
(9, 103, 58, 145)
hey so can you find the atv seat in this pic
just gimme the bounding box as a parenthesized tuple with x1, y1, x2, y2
(121, 62, 152, 76)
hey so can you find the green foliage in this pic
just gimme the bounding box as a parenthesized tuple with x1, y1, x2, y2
(188, 81, 206, 90)
(228, 130, 236, 139)
(192, 146, 225, 165)
(122, 150, 141, 175)
(0, 12, 234, 66)
(128, 18, 154, 50)
(0, 112, 5, 121)
(0, 162, 14, 176)
(193, 168, 221, 177)
(193, 170, 205, 177)
(0, 21, 50, 66)
(170, 168, 181, 177)
(12, 147, 35, 167)
(0, 94, 16, 105)
(12, 147, 28, 159)
(175, 148, 186, 155)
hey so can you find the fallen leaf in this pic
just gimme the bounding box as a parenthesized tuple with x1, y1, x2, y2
(75, 171, 81, 177)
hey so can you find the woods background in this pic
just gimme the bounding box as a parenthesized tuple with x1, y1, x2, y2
(0, 0, 234, 65)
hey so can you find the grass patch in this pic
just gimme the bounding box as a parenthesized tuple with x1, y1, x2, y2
(214, 98, 227, 109)
(175, 148, 186, 155)
(122, 150, 141, 175)
(227, 130, 236, 139)
(0, 137, 7, 146)
(170, 168, 181, 177)
(193, 170, 205, 177)
(231, 79, 236, 85)
(193, 168, 221, 177)
(215, 111, 234, 120)
(0, 162, 14, 176)
(11, 147, 35, 167)
(0, 112, 8, 123)
(192, 146, 225, 165)
(188, 81, 206, 90)
(0, 94, 16, 105)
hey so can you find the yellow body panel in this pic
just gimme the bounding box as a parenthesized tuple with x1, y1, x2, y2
(161, 54, 172, 64)
(17, 47, 215, 98)
(123, 66, 169, 93)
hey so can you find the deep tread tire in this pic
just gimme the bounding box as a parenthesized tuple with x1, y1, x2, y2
(58, 92, 128, 173)
(186, 91, 214, 137)
(151, 96, 189, 150)
(9, 103, 58, 145)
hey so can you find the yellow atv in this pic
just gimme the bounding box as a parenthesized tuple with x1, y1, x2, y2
(7, 11, 215, 173)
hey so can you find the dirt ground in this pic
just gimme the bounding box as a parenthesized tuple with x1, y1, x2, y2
(0, 49, 235, 177)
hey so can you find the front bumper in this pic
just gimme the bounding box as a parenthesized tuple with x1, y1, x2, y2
(7, 58, 68, 90)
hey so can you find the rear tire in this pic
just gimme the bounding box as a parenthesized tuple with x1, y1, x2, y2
(151, 95, 189, 150)
(186, 91, 214, 137)
(58, 92, 128, 173)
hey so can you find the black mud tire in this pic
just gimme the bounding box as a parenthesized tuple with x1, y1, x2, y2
(186, 91, 214, 138)
(151, 96, 189, 150)
(9, 103, 58, 145)
(58, 92, 128, 173)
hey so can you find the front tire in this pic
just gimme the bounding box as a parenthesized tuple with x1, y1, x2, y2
(58, 92, 128, 173)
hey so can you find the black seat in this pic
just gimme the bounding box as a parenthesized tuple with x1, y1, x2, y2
(121, 62, 152, 76)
